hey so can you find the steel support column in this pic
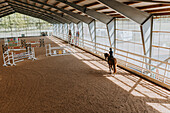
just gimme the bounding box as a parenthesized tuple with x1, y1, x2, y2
(64, 23, 68, 41)
(140, 16, 153, 69)
(106, 18, 116, 54)
(88, 20, 96, 52)
(98, 0, 150, 24)
(77, 22, 83, 47)
(70, 22, 75, 44)
(57, 24, 59, 37)
(54, 24, 57, 36)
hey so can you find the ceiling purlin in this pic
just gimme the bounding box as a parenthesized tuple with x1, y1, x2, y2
(49, 1, 60, 13)
(29, 0, 93, 24)
(123, 1, 140, 5)
(147, 7, 170, 14)
(73, 0, 85, 4)
(33, 0, 36, 6)
(0, 7, 12, 13)
(8, 0, 76, 23)
(130, 0, 170, 4)
(10, 3, 66, 23)
(0, 10, 15, 18)
(12, 5, 62, 23)
(0, 0, 77, 23)
(84, 2, 100, 8)
(0, 9, 14, 17)
(42, 0, 48, 8)
(62, 5, 69, 9)
(0, 1, 7, 5)
(16, 9, 57, 23)
(3, 0, 170, 21)
(94, 6, 108, 11)
(0, 5, 11, 10)
(9, 1, 57, 17)
(27, 0, 29, 4)
(136, 4, 170, 10)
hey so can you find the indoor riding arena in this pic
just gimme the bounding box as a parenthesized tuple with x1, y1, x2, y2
(0, 0, 170, 113)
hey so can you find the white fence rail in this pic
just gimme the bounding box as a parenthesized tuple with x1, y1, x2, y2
(53, 33, 170, 86)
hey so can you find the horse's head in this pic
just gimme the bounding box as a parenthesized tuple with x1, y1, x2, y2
(104, 53, 109, 60)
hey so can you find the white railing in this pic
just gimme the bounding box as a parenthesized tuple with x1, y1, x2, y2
(54, 34, 170, 86)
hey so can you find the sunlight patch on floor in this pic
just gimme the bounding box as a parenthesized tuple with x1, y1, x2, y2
(147, 102, 170, 113)
(48, 36, 170, 113)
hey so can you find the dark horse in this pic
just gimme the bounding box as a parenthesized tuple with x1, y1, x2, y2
(104, 53, 117, 74)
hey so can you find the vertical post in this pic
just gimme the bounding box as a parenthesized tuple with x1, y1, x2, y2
(56, 24, 58, 36)
(49, 44, 51, 56)
(62, 24, 64, 39)
(46, 44, 48, 56)
(53, 24, 57, 36)
(140, 16, 153, 70)
(70, 22, 75, 44)
(7, 51, 11, 65)
(12, 52, 16, 66)
(3, 52, 7, 66)
(64, 23, 68, 41)
(106, 18, 116, 54)
(88, 20, 96, 52)
(60, 23, 63, 39)
(59, 24, 61, 38)
(77, 22, 83, 47)
(57, 24, 59, 37)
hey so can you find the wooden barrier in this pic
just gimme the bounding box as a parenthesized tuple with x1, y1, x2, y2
(21, 39, 45, 47)
(3, 47, 36, 67)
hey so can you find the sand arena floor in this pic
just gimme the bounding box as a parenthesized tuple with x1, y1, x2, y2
(0, 36, 169, 113)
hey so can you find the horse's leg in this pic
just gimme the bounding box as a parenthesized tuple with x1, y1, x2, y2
(113, 63, 115, 73)
(109, 65, 111, 74)
(113, 59, 117, 73)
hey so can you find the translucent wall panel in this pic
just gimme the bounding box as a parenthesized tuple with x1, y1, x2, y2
(116, 18, 144, 69)
(116, 18, 143, 55)
(152, 16, 170, 61)
(0, 13, 52, 38)
(152, 16, 170, 79)
(83, 23, 91, 41)
(83, 23, 92, 49)
(96, 21, 109, 53)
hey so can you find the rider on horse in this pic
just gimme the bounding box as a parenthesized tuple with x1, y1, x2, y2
(108, 48, 113, 63)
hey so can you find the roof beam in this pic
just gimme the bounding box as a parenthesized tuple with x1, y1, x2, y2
(29, 0, 93, 24)
(130, 0, 170, 4)
(0, 7, 12, 12)
(11, 5, 63, 23)
(124, 1, 139, 5)
(9, 0, 79, 24)
(84, 2, 100, 8)
(0, 11, 15, 18)
(73, 0, 85, 4)
(9, 2, 67, 24)
(12, 5, 62, 24)
(98, 0, 151, 24)
(15, 10, 58, 24)
(55, 0, 114, 24)
(146, 8, 170, 13)
(42, 0, 48, 8)
(136, 4, 170, 10)
(0, 5, 11, 10)
(0, 1, 7, 5)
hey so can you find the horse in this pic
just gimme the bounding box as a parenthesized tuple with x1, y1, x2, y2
(104, 53, 117, 74)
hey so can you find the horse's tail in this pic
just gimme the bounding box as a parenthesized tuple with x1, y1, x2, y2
(113, 58, 117, 73)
